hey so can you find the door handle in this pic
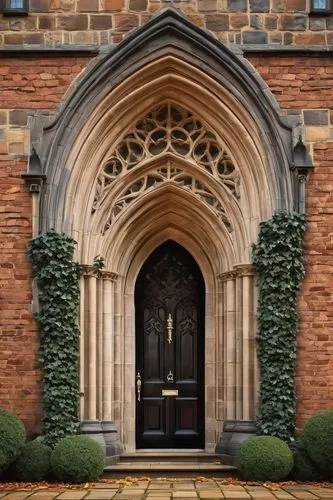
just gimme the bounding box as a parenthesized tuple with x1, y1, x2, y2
(167, 313, 173, 344)
(136, 372, 142, 402)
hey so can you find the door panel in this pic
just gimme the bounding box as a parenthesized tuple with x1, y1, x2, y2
(135, 240, 205, 449)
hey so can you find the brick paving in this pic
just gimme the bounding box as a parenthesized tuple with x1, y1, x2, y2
(1, 481, 333, 500)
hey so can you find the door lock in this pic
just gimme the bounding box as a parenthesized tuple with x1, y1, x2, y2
(167, 370, 174, 383)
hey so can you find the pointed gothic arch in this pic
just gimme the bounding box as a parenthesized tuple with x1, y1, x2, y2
(27, 8, 311, 453)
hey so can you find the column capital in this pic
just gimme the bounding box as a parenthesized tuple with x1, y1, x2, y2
(218, 264, 255, 281)
(81, 265, 118, 281)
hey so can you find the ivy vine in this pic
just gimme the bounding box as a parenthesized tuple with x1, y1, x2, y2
(28, 231, 81, 448)
(252, 210, 306, 442)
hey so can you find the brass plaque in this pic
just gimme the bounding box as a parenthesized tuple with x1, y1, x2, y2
(162, 389, 179, 396)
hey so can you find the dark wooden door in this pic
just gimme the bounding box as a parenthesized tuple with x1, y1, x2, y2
(135, 240, 205, 449)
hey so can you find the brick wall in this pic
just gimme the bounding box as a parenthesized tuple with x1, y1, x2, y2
(248, 54, 333, 427)
(0, 56, 90, 434)
(0, 0, 333, 47)
(1, 50, 333, 432)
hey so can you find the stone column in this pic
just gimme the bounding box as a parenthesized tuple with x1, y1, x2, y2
(234, 265, 255, 420)
(222, 271, 237, 420)
(79, 266, 122, 462)
(80, 267, 104, 450)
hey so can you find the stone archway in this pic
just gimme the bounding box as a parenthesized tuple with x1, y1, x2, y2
(26, 8, 311, 455)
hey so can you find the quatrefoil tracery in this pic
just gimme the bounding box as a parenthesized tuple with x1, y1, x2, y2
(92, 102, 241, 233)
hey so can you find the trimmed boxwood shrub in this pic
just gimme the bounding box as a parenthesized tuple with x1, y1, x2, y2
(51, 436, 104, 484)
(292, 437, 323, 481)
(14, 440, 52, 482)
(302, 409, 333, 478)
(237, 436, 294, 481)
(0, 408, 25, 473)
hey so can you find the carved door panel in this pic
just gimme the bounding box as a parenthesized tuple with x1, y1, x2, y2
(135, 240, 205, 449)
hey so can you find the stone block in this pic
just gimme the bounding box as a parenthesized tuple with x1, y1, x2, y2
(0, 111, 8, 126)
(279, 14, 307, 30)
(129, 0, 148, 11)
(57, 14, 88, 30)
(250, 14, 263, 28)
(294, 33, 325, 43)
(30, 0, 50, 11)
(286, 0, 306, 10)
(50, 0, 75, 9)
(265, 14, 278, 29)
(310, 17, 326, 30)
(230, 13, 249, 28)
(250, 0, 269, 12)
(114, 13, 139, 30)
(242, 30, 268, 43)
(4, 34, 23, 44)
(104, 0, 125, 10)
(305, 126, 329, 142)
(283, 31, 294, 43)
(38, 15, 56, 29)
(77, 0, 100, 11)
(206, 14, 229, 30)
(197, 0, 217, 11)
(90, 15, 112, 29)
(228, 0, 247, 11)
(9, 111, 28, 126)
(304, 110, 329, 126)
(23, 33, 44, 44)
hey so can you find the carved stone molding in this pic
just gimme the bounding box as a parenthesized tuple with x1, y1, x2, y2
(218, 264, 255, 281)
(82, 265, 118, 281)
(102, 163, 233, 234)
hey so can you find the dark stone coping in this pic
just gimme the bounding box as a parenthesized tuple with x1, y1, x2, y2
(0, 43, 333, 57)
(0, 44, 100, 56)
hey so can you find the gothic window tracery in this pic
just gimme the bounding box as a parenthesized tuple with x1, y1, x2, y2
(92, 102, 240, 233)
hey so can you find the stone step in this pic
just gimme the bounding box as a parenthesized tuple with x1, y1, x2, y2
(118, 452, 223, 463)
(103, 453, 237, 478)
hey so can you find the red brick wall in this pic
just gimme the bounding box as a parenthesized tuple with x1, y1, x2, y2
(0, 56, 90, 434)
(1, 52, 333, 433)
(248, 54, 333, 427)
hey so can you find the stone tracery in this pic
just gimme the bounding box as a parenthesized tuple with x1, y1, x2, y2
(92, 102, 241, 216)
(102, 164, 233, 233)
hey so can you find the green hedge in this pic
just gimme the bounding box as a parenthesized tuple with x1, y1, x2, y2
(0, 408, 25, 473)
(292, 437, 323, 481)
(302, 409, 333, 479)
(253, 211, 306, 441)
(14, 440, 52, 482)
(237, 435, 294, 482)
(51, 436, 104, 484)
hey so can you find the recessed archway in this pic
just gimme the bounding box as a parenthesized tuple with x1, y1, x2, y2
(29, 8, 307, 454)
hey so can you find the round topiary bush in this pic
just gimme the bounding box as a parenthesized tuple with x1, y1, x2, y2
(14, 440, 52, 482)
(0, 408, 25, 473)
(292, 437, 323, 482)
(236, 436, 294, 481)
(51, 436, 104, 484)
(302, 409, 333, 478)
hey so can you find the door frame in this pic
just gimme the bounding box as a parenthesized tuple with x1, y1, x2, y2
(119, 230, 220, 453)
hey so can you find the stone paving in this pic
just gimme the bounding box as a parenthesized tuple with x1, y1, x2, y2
(1, 480, 333, 500)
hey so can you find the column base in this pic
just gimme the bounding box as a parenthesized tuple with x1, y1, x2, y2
(80, 420, 123, 465)
(215, 420, 257, 465)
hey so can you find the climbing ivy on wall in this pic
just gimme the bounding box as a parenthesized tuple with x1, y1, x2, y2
(28, 231, 81, 448)
(252, 211, 306, 442)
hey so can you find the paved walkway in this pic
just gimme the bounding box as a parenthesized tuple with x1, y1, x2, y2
(1, 480, 333, 500)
